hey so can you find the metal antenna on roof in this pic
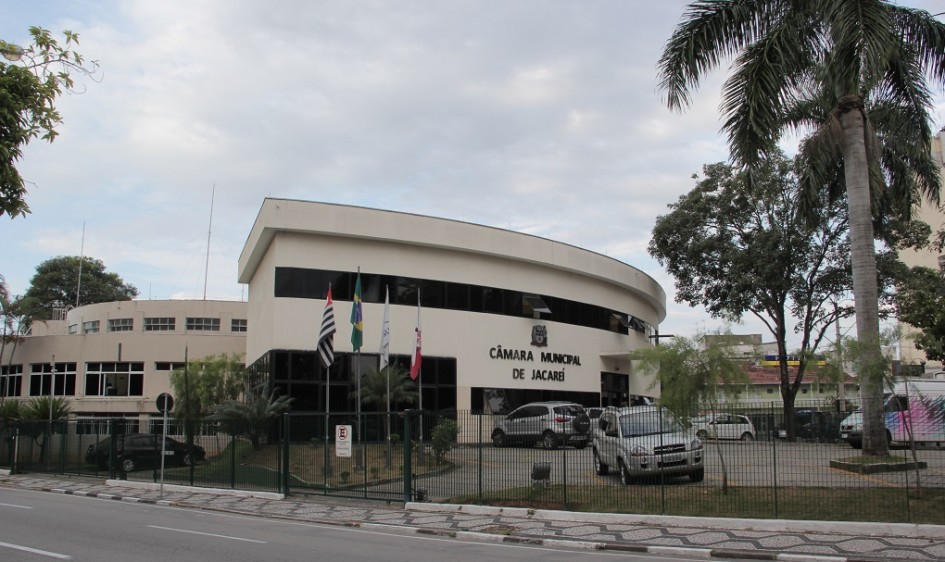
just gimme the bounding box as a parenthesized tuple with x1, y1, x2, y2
(203, 184, 215, 300)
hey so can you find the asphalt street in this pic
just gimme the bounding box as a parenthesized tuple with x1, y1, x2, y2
(0, 472, 942, 562)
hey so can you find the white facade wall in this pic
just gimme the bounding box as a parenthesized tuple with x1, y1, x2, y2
(239, 199, 667, 410)
(1, 300, 247, 417)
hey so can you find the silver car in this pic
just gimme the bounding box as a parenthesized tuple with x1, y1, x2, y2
(592, 406, 704, 484)
(492, 401, 591, 449)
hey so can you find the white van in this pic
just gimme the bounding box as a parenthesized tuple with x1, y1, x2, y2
(840, 379, 945, 448)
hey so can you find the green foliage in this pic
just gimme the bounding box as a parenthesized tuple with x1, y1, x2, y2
(0, 274, 35, 365)
(893, 266, 945, 362)
(18, 256, 137, 317)
(657, 0, 945, 457)
(649, 154, 851, 428)
(209, 383, 293, 450)
(0, 398, 21, 424)
(0, 27, 99, 218)
(632, 334, 748, 424)
(430, 418, 459, 464)
(354, 365, 417, 411)
(170, 353, 247, 422)
(21, 396, 69, 421)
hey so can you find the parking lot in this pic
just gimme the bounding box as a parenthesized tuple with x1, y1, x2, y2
(398, 439, 945, 501)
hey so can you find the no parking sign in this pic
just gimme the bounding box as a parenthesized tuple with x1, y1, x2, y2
(335, 425, 352, 458)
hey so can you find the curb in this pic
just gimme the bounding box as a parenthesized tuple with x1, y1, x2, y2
(103, 479, 285, 500)
(406, 502, 943, 541)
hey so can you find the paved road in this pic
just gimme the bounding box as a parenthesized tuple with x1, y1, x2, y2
(2, 486, 712, 562)
(1, 472, 942, 561)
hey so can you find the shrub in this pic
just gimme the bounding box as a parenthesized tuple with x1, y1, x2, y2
(431, 418, 459, 464)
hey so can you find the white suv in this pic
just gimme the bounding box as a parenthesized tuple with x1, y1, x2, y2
(492, 402, 591, 449)
(691, 413, 756, 441)
(592, 406, 704, 484)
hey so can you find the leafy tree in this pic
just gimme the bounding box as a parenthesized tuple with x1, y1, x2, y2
(169, 353, 247, 446)
(210, 383, 293, 450)
(0, 27, 98, 218)
(657, 1, 945, 456)
(0, 276, 32, 394)
(649, 153, 852, 439)
(18, 256, 137, 319)
(632, 335, 748, 494)
(0, 27, 99, 218)
(893, 265, 945, 362)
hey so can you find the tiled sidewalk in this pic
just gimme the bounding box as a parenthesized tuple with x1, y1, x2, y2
(1, 473, 942, 562)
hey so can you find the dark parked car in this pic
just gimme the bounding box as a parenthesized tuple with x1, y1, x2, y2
(86, 434, 205, 473)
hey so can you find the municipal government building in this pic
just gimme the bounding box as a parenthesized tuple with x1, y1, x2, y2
(1, 199, 667, 423)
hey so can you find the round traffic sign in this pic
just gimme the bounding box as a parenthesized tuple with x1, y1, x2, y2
(156, 393, 174, 413)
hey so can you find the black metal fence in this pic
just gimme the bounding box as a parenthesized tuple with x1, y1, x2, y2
(2, 400, 942, 524)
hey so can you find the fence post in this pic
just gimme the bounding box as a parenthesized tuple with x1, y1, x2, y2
(230, 433, 236, 489)
(562, 444, 568, 509)
(403, 410, 413, 503)
(771, 402, 779, 519)
(11, 420, 19, 475)
(282, 414, 291, 496)
(477, 412, 483, 505)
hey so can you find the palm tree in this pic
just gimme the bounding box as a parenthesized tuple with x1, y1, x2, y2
(210, 383, 293, 450)
(355, 366, 417, 467)
(658, 0, 945, 456)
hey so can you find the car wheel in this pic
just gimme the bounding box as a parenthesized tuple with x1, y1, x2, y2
(182, 453, 194, 467)
(541, 431, 559, 450)
(696, 430, 708, 439)
(491, 430, 506, 448)
(849, 439, 862, 449)
(121, 457, 136, 473)
(740, 432, 754, 441)
(689, 468, 705, 482)
(593, 449, 609, 476)
(618, 459, 632, 485)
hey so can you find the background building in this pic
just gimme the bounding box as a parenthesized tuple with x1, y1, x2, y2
(897, 129, 945, 376)
(0, 299, 247, 431)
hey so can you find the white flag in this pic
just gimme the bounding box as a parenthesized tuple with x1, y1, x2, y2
(379, 286, 390, 369)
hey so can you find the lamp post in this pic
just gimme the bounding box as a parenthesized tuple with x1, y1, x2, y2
(1, 43, 24, 62)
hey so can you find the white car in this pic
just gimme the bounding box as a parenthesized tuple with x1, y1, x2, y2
(691, 413, 756, 441)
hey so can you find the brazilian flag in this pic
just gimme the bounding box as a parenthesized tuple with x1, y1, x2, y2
(350, 272, 363, 351)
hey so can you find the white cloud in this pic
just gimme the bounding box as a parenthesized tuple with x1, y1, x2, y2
(0, 0, 942, 350)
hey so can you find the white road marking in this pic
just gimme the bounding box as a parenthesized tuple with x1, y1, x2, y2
(0, 502, 33, 509)
(0, 540, 71, 559)
(146, 525, 268, 543)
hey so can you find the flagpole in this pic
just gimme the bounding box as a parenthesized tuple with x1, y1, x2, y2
(416, 290, 424, 464)
(317, 284, 336, 480)
(351, 270, 364, 472)
(380, 286, 391, 469)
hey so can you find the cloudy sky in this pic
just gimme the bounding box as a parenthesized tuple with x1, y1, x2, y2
(1, 1, 942, 347)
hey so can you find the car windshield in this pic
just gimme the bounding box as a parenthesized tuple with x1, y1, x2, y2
(619, 410, 682, 437)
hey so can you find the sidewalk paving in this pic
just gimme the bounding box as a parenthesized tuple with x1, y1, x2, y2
(1, 472, 942, 562)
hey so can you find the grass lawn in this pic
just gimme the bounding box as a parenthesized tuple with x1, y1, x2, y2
(447, 484, 945, 525)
